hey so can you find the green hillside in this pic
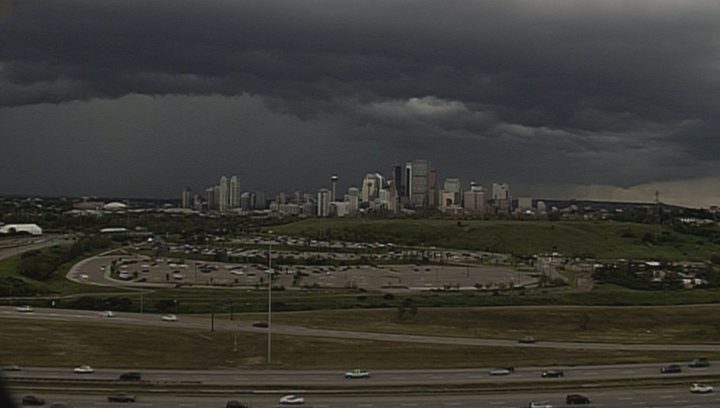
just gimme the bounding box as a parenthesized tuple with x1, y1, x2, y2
(268, 219, 720, 261)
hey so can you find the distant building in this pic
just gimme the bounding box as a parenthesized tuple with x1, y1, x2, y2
(463, 184, 486, 215)
(240, 192, 251, 211)
(317, 188, 331, 217)
(443, 178, 462, 205)
(0, 224, 42, 236)
(181, 186, 192, 209)
(517, 196, 533, 210)
(428, 169, 438, 209)
(332, 201, 350, 217)
(346, 187, 360, 214)
(361, 173, 383, 203)
(219, 176, 229, 212)
(229, 176, 240, 209)
(406, 159, 429, 208)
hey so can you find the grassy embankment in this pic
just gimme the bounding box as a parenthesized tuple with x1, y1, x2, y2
(269, 219, 720, 261)
(0, 318, 713, 370)
(236, 304, 720, 344)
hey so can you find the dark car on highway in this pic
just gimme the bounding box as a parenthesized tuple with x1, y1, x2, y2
(21, 395, 45, 405)
(226, 401, 250, 408)
(118, 372, 141, 381)
(689, 358, 710, 368)
(541, 369, 564, 378)
(108, 392, 136, 403)
(518, 336, 537, 344)
(252, 321, 269, 328)
(566, 394, 591, 404)
(661, 364, 682, 374)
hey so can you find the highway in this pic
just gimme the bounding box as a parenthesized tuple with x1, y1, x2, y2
(3, 306, 720, 352)
(7, 387, 720, 408)
(3, 363, 719, 387)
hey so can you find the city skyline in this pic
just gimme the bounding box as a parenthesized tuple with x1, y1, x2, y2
(1, 1, 719, 208)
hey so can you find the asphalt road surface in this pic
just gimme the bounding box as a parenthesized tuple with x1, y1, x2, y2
(3, 306, 720, 352)
(3, 363, 718, 387)
(8, 387, 720, 408)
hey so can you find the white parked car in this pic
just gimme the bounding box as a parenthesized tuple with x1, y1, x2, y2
(74, 365, 94, 374)
(279, 394, 304, 405)
(690, 383, 714, 393)
(97, 311, 114, 318)
(344, 369, 370, 379)
(161, 314, 178, 322)
(16, 305, 33, 313)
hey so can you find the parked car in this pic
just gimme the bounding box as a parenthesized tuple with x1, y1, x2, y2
(225, 401, 250, 408)
(566, 394, 591, 404)
(279, 395, 304, 405)
(344, 369, 370, 379)
(161, 314, 178, 322)
(690, 383, 714, 394)
(16, 305, 33, 313)
(118, 372, 141, 381)
(541, 369, 564, 378)
(21, 395, 45, 406)
(108, 392, 136, 403)
(98, 311, 114, 318)
(518, 335, 537, 344)
(73, 365, 94, 374)
(689, 358, 710, 368)
(661, 364, 682, 374)
(489, 367, 514, 376)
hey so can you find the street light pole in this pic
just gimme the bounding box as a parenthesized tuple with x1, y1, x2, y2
(267, 242, 272, 365)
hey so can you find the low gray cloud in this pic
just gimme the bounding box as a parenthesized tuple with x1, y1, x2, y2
(0, 0, 719, 205)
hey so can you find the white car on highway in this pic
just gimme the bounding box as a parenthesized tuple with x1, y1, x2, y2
(97, 310, 114, 318)
(161, 314, 178, 322)
(528, 402, 553, 408)
(690, 383, 714, 393)
(279, 395, 304, 405)
(16, 305, 33, 313)
(73, 365, 94, 374)
(344, 369, 370, 379)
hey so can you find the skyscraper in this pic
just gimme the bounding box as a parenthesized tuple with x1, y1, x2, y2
(181, 186, 192, 209)
(361, 173, 383, 203)
(443, 178, 462, 204)
(218, 176, 229, 212)
(317, 188, 330, 217)
(331, 174, 339, 202)
(229, 176, 239, 209)
(406, 159, 429, 208)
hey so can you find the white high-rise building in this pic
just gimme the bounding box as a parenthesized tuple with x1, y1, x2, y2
(229, 176, 240, 209)
(346, 187, 360, 214)
(219, 176, 229, 212)
(406, 159, 429, 208)
(181, 186, 192, 209)
(361, 173, 383, 203)
(317, 188, 331, 217)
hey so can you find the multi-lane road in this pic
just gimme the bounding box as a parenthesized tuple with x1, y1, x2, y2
(4, 307, 720, 406)
(3, 363, 718, 387)
(7, 388, 720, 408)
(3, 306, 720, 352)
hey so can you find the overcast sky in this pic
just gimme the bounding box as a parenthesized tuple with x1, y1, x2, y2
(1, 0, 719, 207)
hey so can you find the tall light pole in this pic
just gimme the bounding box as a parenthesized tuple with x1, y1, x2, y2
(267, 240, 273, 365)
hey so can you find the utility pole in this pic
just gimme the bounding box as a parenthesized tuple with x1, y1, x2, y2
(211, 311, 215, 332)
(267, 242, 272, 365)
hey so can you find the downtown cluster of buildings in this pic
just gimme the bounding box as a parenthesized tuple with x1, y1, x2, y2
(181, 159, 541, 218)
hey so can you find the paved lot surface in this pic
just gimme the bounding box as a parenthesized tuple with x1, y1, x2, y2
(69, 255, 535, 291)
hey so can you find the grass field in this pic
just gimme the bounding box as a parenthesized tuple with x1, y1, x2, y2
(268, 219, 720, 260)
(0, 318, 714, 369)
(236, 304, 720, 344)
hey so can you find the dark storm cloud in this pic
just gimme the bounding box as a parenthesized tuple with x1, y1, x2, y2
(1, 0, 719, 198)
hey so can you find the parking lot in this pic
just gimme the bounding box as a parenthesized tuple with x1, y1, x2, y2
(77, 255, 536, 291)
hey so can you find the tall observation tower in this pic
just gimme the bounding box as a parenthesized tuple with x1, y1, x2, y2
(331, 174, 339, 202)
